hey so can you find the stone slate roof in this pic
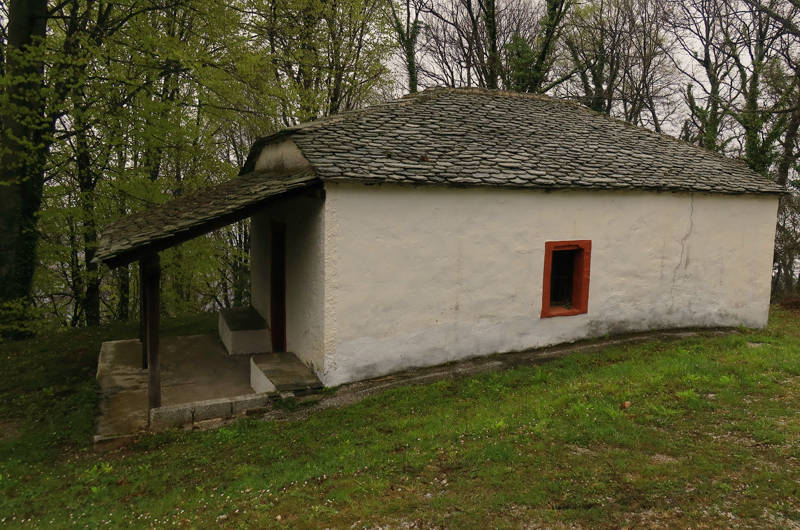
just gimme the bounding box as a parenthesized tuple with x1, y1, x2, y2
(96, 168, 318, 267)
(99, 88, 783, 267)
(247, 87, 783, 195)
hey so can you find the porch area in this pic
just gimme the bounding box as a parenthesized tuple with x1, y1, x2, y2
(94, 331, 322, 447)
(91, 166, 325, 448)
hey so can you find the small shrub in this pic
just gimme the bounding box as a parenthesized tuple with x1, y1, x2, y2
(778, 294, 800, 311)
(0, 299, 53, 340)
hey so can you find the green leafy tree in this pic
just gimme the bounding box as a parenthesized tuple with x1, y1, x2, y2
(21, 0, 395, 328)
(388, 0, 423, 93)
(0, 0, 48, 312)
(505, 0, 569, 93)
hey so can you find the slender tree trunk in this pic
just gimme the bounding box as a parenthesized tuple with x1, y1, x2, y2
(390, 0, 420, 94)
(0, 0, 48, 305)
(114, 145, 130, 321)
(219, 267, 231, 309)
(80, 189, 100, 326)
(776, 92, 800, 188)
(530, 0, 567, 93)
(405, 38, 418, 93)
(737, 42, 771, 176)
(232, 222, 250, 308)
(772, 90, 800, 298)
(483, 0, 500, 89)
(117, 265, 130, 320)
(298, 7, 320, 121)
(233, 256, 245, 308)
(75, 102, 100, 326)
(704, 89, 721, 151)
(329, 65, 344, 115)
(68, 219, 84, 326)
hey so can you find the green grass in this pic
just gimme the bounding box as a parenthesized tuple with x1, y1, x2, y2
(1, 309, 800, 528)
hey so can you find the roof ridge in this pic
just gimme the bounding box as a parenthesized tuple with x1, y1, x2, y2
(286, 94, 419, 132)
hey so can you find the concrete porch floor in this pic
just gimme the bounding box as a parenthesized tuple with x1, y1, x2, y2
(95, 335, 254, 442)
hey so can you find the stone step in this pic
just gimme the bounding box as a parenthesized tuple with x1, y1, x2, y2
(250, 352, 323, 394)
(218, 306, 270, 355)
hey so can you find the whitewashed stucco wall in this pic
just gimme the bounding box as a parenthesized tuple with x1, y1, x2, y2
(319, 182, 778, 386)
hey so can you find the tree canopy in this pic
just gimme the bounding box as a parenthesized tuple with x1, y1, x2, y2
(0, 0, 798, 335)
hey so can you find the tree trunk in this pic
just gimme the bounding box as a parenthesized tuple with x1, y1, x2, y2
(483, 0, 500, 89)
(115, 150, 130, 322)
(232, 221, 250, 307)
(405, 38, 418, 93)
(530, 0, 567, 93)
(390, 1, 420, 94)
(776, 91, 800, 188)
(67, 218, 84, 326)
(76, 105, 100, 326)
(0, 0, 48, 305)
(117, 265, 130, 321)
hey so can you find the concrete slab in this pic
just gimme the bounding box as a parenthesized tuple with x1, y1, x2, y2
(149, 404, 193, 431)
(95, 334, 257, 443)
(250, 357, 278, 393)
(147, 393, 277, 432)
(191, 396, 234, 422)
(231, 393, 274, 414)
(218, 307, 270, 355)
(159, 335, 253, 404)
(95, 341, 149, 441)
(251, 352, 323, 393)
(220, 306, 266, 331)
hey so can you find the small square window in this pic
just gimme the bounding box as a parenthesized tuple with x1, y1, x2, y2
(541, 240, 591, 318)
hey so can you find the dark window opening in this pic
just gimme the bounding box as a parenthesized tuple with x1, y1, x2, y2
(550, 249, 577, 308)
(541, 240, 591, 318)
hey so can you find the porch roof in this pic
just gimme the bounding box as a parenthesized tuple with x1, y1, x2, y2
(95, 168, 319, 268)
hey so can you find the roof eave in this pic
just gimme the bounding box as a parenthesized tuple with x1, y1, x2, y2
(317, 173, 787, 196)
(95, 171, 321, 269)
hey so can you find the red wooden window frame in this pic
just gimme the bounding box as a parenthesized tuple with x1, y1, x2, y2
(541, 240, 591, 318)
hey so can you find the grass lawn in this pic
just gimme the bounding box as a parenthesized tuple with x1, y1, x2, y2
(1, 309, 799, 528)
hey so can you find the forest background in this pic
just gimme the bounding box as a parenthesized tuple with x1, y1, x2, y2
(0, 0, 798, 335)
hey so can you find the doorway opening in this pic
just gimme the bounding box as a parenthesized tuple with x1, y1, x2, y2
(270, 222, 287, 352)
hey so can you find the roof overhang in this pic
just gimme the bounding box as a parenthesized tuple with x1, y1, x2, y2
(95, 168, 320, 269)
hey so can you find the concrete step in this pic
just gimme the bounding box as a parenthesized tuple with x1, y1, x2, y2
(219, 306, 270, 355)
(250, 352, 323, 395)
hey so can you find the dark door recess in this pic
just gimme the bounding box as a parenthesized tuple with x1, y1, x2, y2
(270, 222, 287, 352)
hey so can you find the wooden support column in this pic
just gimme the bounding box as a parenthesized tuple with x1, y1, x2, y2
(139, 261, 147, 369)
(141, 252, 161, 410)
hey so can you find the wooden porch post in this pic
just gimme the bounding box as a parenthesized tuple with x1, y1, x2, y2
(139, 261, 147, 369)
(141, 252, 161, 410)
